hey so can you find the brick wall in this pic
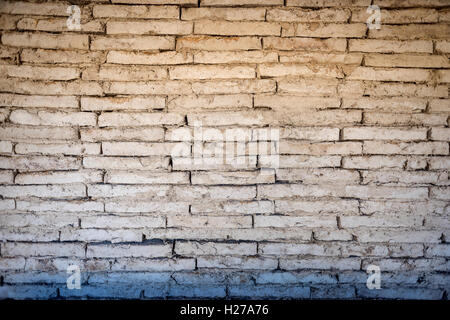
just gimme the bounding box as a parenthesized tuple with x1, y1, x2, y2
(0, 0, 449, 300)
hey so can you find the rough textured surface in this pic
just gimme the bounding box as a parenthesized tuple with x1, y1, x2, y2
(0, 0, 449, 300)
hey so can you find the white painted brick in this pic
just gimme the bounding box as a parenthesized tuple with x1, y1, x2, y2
(15, 170, 103, 184)
(82, 215, 165, 229)
(280, 258, 361, 271)
(105, 201, 188, 213)
(0, 94, 78, 109)
(81, 128, 165, 142)
(175, 242, 257, 256)
(16, 200, 103, 212)
(98, 113, 184, 127)
(3, 243, 85, 258)
(87, 244, 172, 258)
(83, 156, 169, 170)
(105, 171, 189, 184)
(9, 110, 96, 127)
(197, 257, 278, 270)
(167, 215, 252, 228)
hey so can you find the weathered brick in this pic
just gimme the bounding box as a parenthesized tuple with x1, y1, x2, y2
(91, 36, 175, 51)
(343, 127, 427, 141)
(83, 65, 167, 81)
(0, 156, 80, 171)
(368, 24, 450, 40)
(111, 0, 197, 5)
(261, 155, 341, 168)
(21, 49, 105, 65)
(340, 215, 423, 228)
(437, 70, 450, 83)
(192, 170, 275, 185)
(88, 184, 171, 198)
(93, 4, 179, 19)
(182, 7, 265, 20)
(2, 32, 89, 50)
(197, 256, 277, 270)
(107, 51, 193, 65)
(191, 200, 273, 214)
(352, 8, 438, 24)
(286, 0, 371, 6)
(169, 65, 255, 80)
(87, 244, 172, 258)
(61, 229, 142, 243)
(81, 128, 165, 142)
(254, 215, 337, 228)
(105, 201, 189, 213)
(107, 21, 193, 35)
(15, 170, 102, 184)
(0, 93, 78, 109)
(279, 141, 362, 155)
(428, 99, 450, 113)
(346, 67, 432, 82)
(363, 141, 448, 155)
(168, 215, 252, 229)
(195, 21, 280, 36)
(0, 65, 80, 81)
(0, 185, 86, 198)
(175, 241, 257, 256)
(192, 79, 275, 94)
(172, 185, 256, 200)
(365, 54, 449, 68)
(294, 23, 366, 38)
(363, 112, 447, 126)
(3, 243, 85, 258)
(267, 8, 350, 22)
(0, 141, 13, 154)
(99, 113, 184, 127)
(280, 258, 361, 271)
(430, 187, 450, 200)
(17, 17, 102, 33)
(276, 169, 360, 184)
(430, 128, 450, 141)
(15, 143, 100, 156)
(0, 79, 103, 96)
(168, 94, 252, 111)
(105, 81, 192, 95)
(202, 0, 283, 5)
(105, 171, 189, 184)
(279, 52, 362, 64)
(177, 36, 261, 50)
(10, 110, 96, 127)
(436, 40, 450, 53)
(0, 171, 14, 184)
(194, 51, 278, 64)
(81, 96, 165, 111)
(277, 79, 337, 95)
(255, 95, 340, 111)
(16, 200, 103, 212)
(349, 39, 433, 53)
(363, 83, 447, 97)
(264, 37, 346, 51)
(352, 229, 442, 243)
(260, 63, 343, 78)
(102, 142, 190, 156)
